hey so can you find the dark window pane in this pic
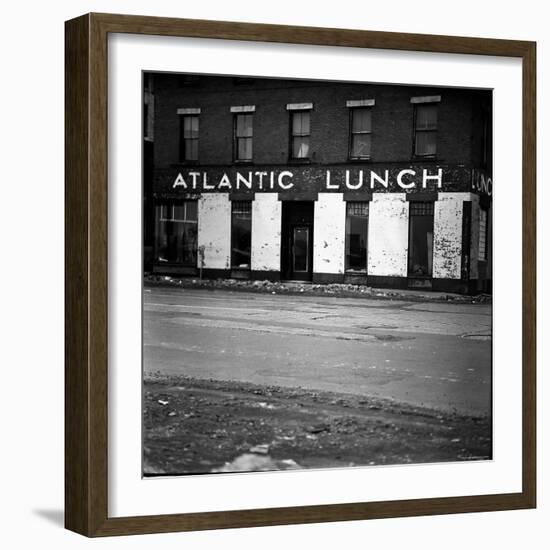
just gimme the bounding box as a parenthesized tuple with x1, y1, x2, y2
(183, 116, 199, 138)
(292, 111, 310, 135)
(232, 201, 251, 215)
(158, 204, 169, 221)
(190, 115, 199, 135)
(155, 201, 198, 266)
(351, 134, 372, 158)
(185, 139, 199, 161)
(235, 115, 253, 160)
(293, 228, 309, 272)
(185, 200, 198, 221)
(345, 202, 368, 271)
(236, 114, 253, 137)
(416, 105, 437, 130)
(292, 136, 310, 158)
(172, 204, 186, 221)
(352, 108, 371, 133)
(479, 208, 488, 260)
(181, 222, 198, 265)
(409, 201, 434, 216)
(408, 202, 434, 277)
(143, 103, 149, 138)
(181, 115, 199, 161)
(415, 131, 437, 156)
(237, 137, 253, 161)
(231, 201, 252, 268)
(414, 104, 437, 156)
(347, 201, 369, 217)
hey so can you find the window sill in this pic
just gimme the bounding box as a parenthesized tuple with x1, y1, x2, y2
(348, 157, 372, 163)
(411, 155, 437, 162)
(175, 161, 200, 166)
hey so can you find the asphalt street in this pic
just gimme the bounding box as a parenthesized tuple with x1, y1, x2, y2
(143, 287, 492, 416)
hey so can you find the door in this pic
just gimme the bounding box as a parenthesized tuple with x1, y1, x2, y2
(281, 201, 314, 281)
(291, 226, 311, 280)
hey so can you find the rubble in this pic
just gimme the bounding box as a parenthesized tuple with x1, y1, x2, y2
(143, 375, 492, 476)
(143, 273, 491, 304)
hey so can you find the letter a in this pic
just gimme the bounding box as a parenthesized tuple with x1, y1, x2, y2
(173, 173, 187, 189)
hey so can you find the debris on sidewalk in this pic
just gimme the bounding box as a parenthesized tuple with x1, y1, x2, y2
(143, 273, 491, 304)
(250, 444, 270, 455)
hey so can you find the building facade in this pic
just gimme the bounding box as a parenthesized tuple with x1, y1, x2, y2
(145, 74, 492, 294)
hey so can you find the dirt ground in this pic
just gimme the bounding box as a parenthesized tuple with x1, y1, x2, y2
(143, 374, 492, 476)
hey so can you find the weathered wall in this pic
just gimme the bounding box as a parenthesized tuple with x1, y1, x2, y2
(313, 193, 346, 274)
(197, 194, 231, 269)
(251, 194, 281, 271)
(433, 192, 471, 279)
(368, 194, 409, 276)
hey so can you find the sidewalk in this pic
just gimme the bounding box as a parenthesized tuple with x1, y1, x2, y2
(144, 273, 491, 304)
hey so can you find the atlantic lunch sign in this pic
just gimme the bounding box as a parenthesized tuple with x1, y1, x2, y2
(167, 166, 492, 195)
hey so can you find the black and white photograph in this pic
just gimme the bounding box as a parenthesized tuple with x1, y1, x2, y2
(142, 72, 493, 476)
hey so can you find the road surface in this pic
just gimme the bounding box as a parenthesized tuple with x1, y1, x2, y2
(143, 287, 492, 416)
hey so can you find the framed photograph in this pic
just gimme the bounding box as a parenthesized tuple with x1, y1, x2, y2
(65, 13, 536, 536)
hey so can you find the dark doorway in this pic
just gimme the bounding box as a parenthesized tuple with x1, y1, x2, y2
(408, 201, 434, 286)
(281, 201, 314, 281)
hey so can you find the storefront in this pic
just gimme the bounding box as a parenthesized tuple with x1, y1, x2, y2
(150, 165, 491, 294)
(146, 76, 492, 294)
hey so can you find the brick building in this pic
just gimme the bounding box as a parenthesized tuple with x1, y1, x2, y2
(144, 74, 492, 294)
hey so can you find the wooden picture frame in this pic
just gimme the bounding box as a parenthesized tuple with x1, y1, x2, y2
(65, 12, 536, 537)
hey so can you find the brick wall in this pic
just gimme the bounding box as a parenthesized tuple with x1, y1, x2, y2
(152, 74, 491, 171)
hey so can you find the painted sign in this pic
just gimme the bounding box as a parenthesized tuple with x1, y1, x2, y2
(154, 165, 491, 196)
(172, 168, 444, 192)
(471, 169, 493, 196)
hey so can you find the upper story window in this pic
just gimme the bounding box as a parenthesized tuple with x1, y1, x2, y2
(290, 111, 311, 159)
(287, 103, 313, 161)
(411, 95, 440, 158)
(177, 108, 200, 162)
(234, 113, 254, 162)
(349, 108, 372, 159)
